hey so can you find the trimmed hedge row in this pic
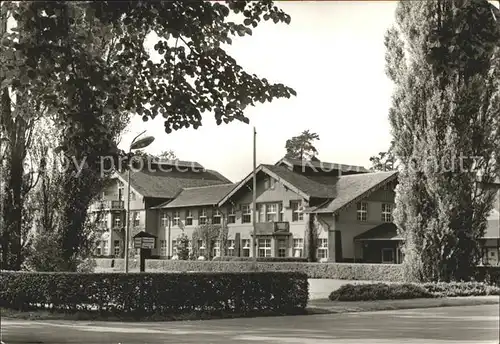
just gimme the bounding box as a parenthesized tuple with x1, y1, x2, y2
(329, 281, 500, 301)
(212, 257, 309, 262)
(0, 271, 308, 317)
(146, 260, 404, 281)
(329, 283, 432, 301)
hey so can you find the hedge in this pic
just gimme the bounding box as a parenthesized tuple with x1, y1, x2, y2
(212, 257, 309, 263)
(328, 281, 500, 301)
(475, 266, 500, 286)
(329, 283, 432, 301)
(146, 260, 404, 281)
(0, 271, 308, 318)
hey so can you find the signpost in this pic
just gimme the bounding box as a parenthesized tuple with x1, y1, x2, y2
(132, 231, 157, 271)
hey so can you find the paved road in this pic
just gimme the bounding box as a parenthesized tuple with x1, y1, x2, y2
(1, 305, 498, 343)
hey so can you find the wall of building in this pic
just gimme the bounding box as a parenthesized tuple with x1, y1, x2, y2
(315, 187, 396, 261)
(154, 176, 310, 258)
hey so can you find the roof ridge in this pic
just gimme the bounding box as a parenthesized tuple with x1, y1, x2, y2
(181, 183, 235, 190)
(338, 170, 397, 178)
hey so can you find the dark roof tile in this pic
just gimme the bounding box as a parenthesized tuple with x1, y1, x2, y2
(119, 167, 231, 199)
(159, 183, 237, 208)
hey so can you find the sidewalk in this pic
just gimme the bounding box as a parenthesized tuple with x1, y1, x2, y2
(307, 295, 499, 314)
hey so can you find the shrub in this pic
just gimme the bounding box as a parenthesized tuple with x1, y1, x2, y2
(329, 283, 432, 301)
(422, 281, 500, 297)
(328, 281, 500, 301)
(474, 266, 500, 286)
(212, 257, 309, 263)
(146, 260, 404, 281)
(0, 271, 308, 318)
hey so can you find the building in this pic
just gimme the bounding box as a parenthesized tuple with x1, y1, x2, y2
(89, 159, 232, 257)
(89, 157, 500, 265)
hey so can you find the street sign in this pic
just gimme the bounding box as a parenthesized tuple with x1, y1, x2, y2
(134, 237, 142, 249)
(141, 237, 155, 249)
(133, 237, 155, 249)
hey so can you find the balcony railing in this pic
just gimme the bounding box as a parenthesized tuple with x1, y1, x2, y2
(255, 221, 290, 235)
(91, 200, 124, 211)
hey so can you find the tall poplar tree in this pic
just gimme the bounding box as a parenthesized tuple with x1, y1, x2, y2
(386, 0, 500, 282)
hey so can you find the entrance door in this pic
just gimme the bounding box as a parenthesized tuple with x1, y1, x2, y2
(381, 248, 395, 264)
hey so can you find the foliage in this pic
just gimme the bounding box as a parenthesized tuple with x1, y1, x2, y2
(176, 232, 190, 260)
(191, 222, 228, 260)
(328, 281, 500, 301)
(212, 257, 308, 262)
(329, 283, 432, 301)
(386, 0, 500, 282)
(421, 281, 500, 297)
(146, 260, 405, 281)
(285, 130, 320, 161)
(304, 214, 320, 262)
(1, 1, 295, 270)
(0, 271, 308, 318)
(369, 140, 397, 172)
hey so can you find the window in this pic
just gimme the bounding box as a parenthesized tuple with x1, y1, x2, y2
(381, 203, 393, 222)
(227, 207, 236, 224)
(102, 241, 109, 255)
(118, 182, 124, 201)
(356, 202, 367, 222)
(382, 248, 394, 263)
(293, 238, 304, 258)
(227, 239, 235, 256)
(317, 238, 328, 259)
(113, 216, 121, 228)
(171, 211, 180, 226)
(113, 240, 120, 256)
(212, 240, 221, 257)
(277, 239, 287, 258)
(257, 203, 282, 223)
(291, 201, 304, 222)
(160, 240, 167, 256)
(212, 209, 222, 225)
(161, 212, 169, 227)
(133, 212, 140, 227)
(95, 241, 102, 256)
(259, 204, 266, 223)
(266, 204, 278, 222)
(185, 209, 193, 226)
(258, 238, 272, 258)
(199, 208, 207, 225)
(242, 239, 250, 257)
(279, 203, 284, 221)
(241, 204, 251, 223)
(172, 240, 178, 255)
(264, 177, 276, 190)
(129, 191, 136, 201)
(99, 216, 107, 228)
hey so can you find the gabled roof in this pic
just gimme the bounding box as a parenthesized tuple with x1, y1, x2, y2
(306, 171, 398, 214)
(156, 183, 237, 209)
(116, 166, 232, 199)
(276, 157, 370, 174)
(218, 164, 334, 206)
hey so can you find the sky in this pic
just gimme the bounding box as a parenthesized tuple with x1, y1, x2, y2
(119, 1, 399, 182)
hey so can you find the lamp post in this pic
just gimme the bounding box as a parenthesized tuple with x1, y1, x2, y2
(124, 130, 155, 273)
